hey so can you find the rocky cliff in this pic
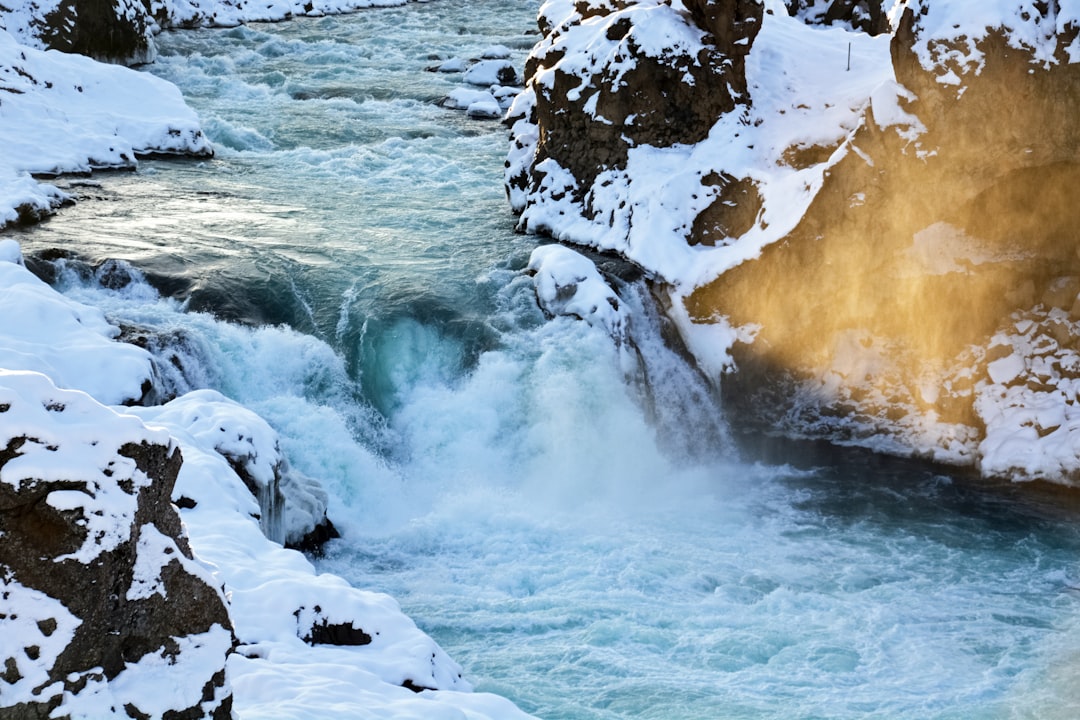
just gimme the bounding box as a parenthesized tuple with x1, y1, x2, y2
(510, 0, 1080, 484)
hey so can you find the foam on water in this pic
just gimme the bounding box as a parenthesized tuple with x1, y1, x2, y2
(7, 1, 1080, 718)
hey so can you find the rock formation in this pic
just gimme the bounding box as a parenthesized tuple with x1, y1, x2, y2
(689, 1, 1080, 476)
(785, 0, 891, 35)
(0, 370, 233, 718)
(507, 0, 763, 215)
(510, 0, 1080, 483)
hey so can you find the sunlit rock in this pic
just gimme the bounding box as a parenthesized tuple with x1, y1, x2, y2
(687, 1, 1080, 477)
(511, 0, 1080, 483)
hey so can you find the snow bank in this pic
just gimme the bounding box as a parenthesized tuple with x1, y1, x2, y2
(0, 27, 212, 228)
(0, 239, 155, 405)
(132, 389, 331, 547)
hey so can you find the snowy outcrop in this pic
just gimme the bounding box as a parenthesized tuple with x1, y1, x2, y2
(0, 0, 157, 64)
(697, 0, 1080, 477)
(0, 370, 234, 719)
(508, 0, 763, 226)
(785, 0, 893, 34)
(0, 29, 212, 229)
(510, 0, 1080, 484)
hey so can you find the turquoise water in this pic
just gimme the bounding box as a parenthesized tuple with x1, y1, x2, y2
(8, 2, 1080, 718)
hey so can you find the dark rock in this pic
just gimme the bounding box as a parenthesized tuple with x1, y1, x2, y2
(295, 605, 372, 646)
(516, 0, 764, 205)
(0, 377, 234, 716)
(785, 0, 890, 35)
(286, 517, 341, 556)
(402, 679, 436, 693)
(304, 620, 373, 647)
(35, 0, 156, 65)
(690, 172, 763, 246)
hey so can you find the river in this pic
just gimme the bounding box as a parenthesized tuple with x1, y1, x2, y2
(7, 1, 1080, 717)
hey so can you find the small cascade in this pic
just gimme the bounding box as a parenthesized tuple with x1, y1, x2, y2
(617, 280, 732, 462)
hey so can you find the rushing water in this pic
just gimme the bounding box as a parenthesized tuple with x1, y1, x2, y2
(8, 2, 1080, 718)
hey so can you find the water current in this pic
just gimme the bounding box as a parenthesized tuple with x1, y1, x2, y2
(8, 1, 1080, 717)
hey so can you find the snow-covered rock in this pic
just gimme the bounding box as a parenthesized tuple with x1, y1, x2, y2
(0, 27, 212, 229)
(508, 0, 1080, 484)
(528, 243, 627, 344)
(462, 57, 520, 86)
(0, 369, 234, 719)
(0, 0, 158, 64)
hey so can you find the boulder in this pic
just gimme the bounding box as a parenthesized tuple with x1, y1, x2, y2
(0, 370, 233, 718)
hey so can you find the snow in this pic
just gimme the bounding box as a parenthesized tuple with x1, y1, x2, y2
(444, 86, 498, 110)
(434, 57, 468, 72)
(0, 27, 211, 229)
(974, 307, 1080, 482)
(897, 0, 1080, 87)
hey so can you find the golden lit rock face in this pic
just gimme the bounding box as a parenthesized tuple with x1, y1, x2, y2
(687, 8, 1080, 469)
